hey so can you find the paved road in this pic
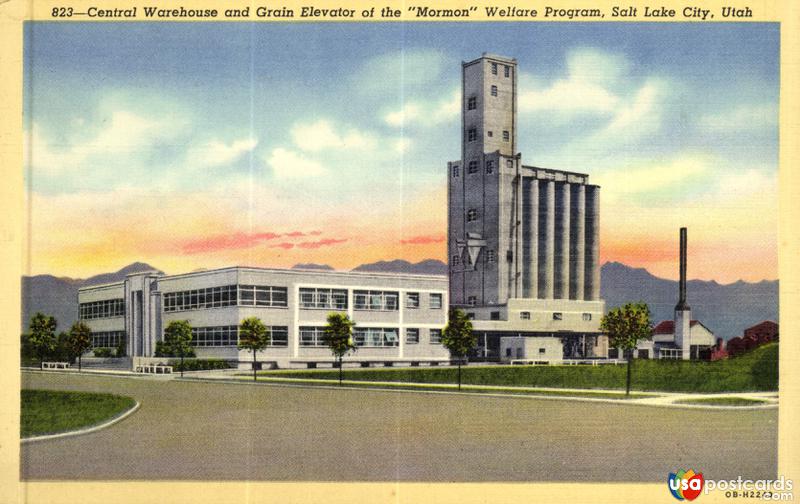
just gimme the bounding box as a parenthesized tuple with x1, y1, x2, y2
(20, 371, 778, 482)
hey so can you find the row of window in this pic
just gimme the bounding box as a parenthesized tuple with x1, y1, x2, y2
(83, 289, 444, 319)
(354, 327, 399, 347)
(299, 326, 443, 347)
(299, 287, 348, 310)
(79, 299, 125, 320)
(466, 84, 505, 110)
(465, 128, 510, 143)
(490, 62, 512, 77)
(163, 285, 289, 312)
(452, 158, 514, 178)
(520, 312, 592, 321)
(458, 306, 594, 321)
(405, 328, 442, 344)
(467, 160, 495, 175)
(300, 288, 442, 311)
(353, 290, 398, 311)
(190, 325, 288, 347)
(91, 330, 124, 348)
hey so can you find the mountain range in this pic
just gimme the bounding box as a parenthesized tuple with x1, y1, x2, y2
(21, 260, 776, 339)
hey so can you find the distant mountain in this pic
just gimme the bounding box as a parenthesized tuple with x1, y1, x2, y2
(22, 260, 777, 341)
(352, 259, 448, 275)
(21, 262, 161, 331)
(82, 262, 163, 287)
(600, 262, 777, 340)
(291, 263, 334, 271)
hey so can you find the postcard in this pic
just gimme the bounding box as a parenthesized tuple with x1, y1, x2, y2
(2, 0, 798, 503)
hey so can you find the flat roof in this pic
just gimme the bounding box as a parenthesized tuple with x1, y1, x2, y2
(522, 165, 590, 178)
(463, 53, 517, 67)
(79, 265, 448, 291)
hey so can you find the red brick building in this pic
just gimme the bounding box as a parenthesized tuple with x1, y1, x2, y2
(744, 320, 779, 345)
(727, 321, 778, 357)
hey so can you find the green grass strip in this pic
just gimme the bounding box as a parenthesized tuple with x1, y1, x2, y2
(21, 389, 136, 437)
(237, 376, 656, 399)
(674, 397, 769, 406)
(254, 342, 778, 393)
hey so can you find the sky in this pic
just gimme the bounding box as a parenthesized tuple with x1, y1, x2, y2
(23, 22, 779, 283)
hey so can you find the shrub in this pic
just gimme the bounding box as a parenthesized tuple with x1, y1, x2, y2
(167, 358, 232, 372)
(93, 347, 114, 358)
(154, 340, 196, 358)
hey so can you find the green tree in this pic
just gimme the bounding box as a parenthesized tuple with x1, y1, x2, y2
(20, 332, 36, 365)
(67, 321, 92, 371)
(442, 308, 476, 390)
(163, 320, 194, 377)
(28, 312, 57, 370)
(54, 331, 71, 362)
(322, 313, 357, 386)
(238, 317, 270, 382)
(600, 302, 653, 397)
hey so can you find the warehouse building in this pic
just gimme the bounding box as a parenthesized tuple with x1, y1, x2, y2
(447, 54, 606, 361)
(78, 267, 450, 369)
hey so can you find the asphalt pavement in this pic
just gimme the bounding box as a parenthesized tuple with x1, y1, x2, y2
(20, 371, 778, 482)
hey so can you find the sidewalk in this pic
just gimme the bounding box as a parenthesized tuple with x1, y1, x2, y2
(185, 371, 779, 410)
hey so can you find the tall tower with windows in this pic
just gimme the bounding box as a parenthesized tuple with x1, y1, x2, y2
(448, 54, 520, 307)
(448, 53, 601, 311)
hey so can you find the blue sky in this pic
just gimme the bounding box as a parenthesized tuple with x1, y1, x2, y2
(23, 22, 779, 281)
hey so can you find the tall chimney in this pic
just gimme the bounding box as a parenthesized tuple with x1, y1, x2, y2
(675, 227, 690, 311)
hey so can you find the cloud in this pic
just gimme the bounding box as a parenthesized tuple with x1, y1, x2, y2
(400, 235, 446, 245)
(25, 110, 181, 175)
(383, 90, 459, 128)
(297, 238, 348, 249)
(186, 137, 258, 169)
(290, 119, 376, 152)
(700, 167, 777, 205)
(270, 242, 295, 250)
(565, 48, 630, 87)
(546, 79, 665, 163)
(181, 231, 281, 254)
(518, 48, 629, 116)
(175, 220, 347, 255)
(591, 80, 663, 140)
(597, 155, 711, 203)
(266, 147, 326, 179)
(697, 104, 778, 133)
(356, 49, 448, 94)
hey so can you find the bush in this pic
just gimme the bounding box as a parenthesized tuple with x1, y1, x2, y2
(258, 343, 779, 393)
(93, 347, 114, 358)
(52, 332, 75, 363)
(155, 340, 196, 358)
(167, 358, 232, 372)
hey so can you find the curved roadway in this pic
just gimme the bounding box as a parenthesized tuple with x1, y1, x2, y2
(21, 371, 777, 481)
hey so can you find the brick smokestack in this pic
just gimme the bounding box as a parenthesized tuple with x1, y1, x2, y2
(675, 227, 690, 311)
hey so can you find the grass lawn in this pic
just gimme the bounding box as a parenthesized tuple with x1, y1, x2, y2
(675, 397, 770, 406)
(257, 343, 778, 393)
(21, 389, 136, 438)
(236, 376, 655, 399)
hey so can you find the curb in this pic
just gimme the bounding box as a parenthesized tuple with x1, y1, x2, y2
(21, 401, 141, 444)
(178, 376, 778, 410)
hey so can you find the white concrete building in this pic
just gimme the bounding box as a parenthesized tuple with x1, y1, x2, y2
(447, 53, 606, 361)
(78, 267, 450, 368)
